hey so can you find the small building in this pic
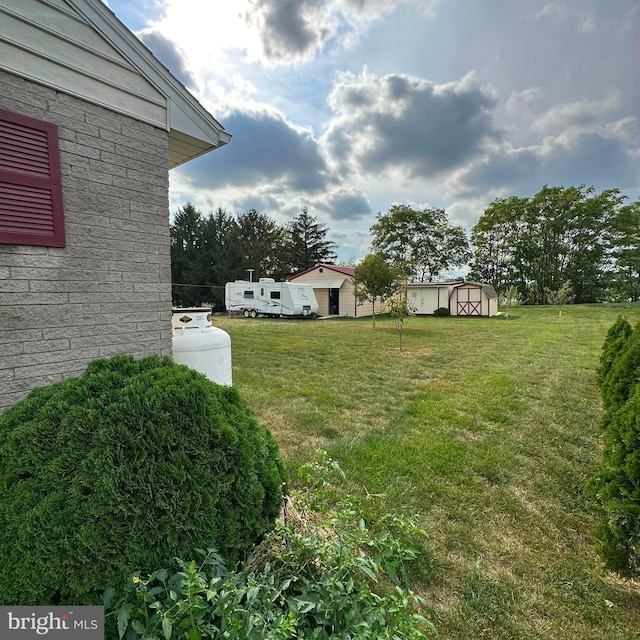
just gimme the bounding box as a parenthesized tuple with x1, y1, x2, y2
(289, 264, 382, 317)
(408, 281, 498, 317)
(407, 282, 452, 315)
(0, 0, 230, 411)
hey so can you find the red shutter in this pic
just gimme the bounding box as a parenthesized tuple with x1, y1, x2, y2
(0, 109, 65, 248)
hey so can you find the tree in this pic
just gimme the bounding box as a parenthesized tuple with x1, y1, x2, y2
(232, 209, 288, 281)
(171, 202, 208, 306)
(287, 207, 338, 275)
(596, 315, 633, 388)
(610, 201, 640, 302)
(371, 204, 470, 282)
(500, 285, 522, 320)
(387, 291, 414, 352)
(593, 320, 640, 577)
(469, 185, 626, 304)
(545, 280, 574, 317)
(353, 254, 396, 327)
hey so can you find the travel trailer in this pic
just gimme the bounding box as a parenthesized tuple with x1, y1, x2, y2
(225, 279, 319, 318)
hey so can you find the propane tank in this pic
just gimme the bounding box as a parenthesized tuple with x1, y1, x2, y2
(172, 308, 232, 386)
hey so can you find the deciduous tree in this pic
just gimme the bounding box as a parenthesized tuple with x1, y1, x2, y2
(353, 254, 396, 327)
(371, 204, 470, 282)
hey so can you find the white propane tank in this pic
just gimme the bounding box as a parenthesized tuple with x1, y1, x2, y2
(172, 308, 232, 386)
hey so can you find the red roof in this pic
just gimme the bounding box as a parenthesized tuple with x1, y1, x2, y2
(289, 264, 355, 280)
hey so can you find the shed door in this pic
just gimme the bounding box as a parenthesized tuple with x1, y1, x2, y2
(329, 288, 339, 315)
(456, 287, 482, 316)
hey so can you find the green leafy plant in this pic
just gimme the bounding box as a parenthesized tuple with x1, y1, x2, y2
(499, 285, 521, 320)
(432, 307, 449, 317)
(596, 315, 633, 388)
(592, 385, 640, 576)
(0, 354, 286, 606)
(107, 455, 437, 639)
(545, 280, 575, 317)
(388, 289, 416, 352)
(599, 321, 640, 418)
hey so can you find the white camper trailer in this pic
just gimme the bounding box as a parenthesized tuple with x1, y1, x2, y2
(225, 279, 319, 318)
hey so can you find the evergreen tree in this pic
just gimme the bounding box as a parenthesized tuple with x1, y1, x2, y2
(287, 207, 337, 274)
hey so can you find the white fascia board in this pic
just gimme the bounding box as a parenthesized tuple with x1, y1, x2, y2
(67, 0, 230, 148)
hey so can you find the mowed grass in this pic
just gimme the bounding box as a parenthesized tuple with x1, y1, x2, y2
(213, 304, 640, 640)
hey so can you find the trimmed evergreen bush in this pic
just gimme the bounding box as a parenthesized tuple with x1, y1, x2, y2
(599, 321, 640, 419)
(596, 315, 633, 388)
(433, 307, 450, 317)
(0, 355, 286, 605)
(592, 385, 640, 576)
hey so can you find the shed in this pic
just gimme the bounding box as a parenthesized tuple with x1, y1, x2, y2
(407, 281, 498, 317)
(407, 282, 453, 315)
(0, 0, 230, 411)
(450, 282, 498, 317)
(289, 264, 381, 318)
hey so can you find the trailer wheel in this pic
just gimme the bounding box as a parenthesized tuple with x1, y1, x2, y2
(250, 310, 257, 318)
(243, 309, 250, 318)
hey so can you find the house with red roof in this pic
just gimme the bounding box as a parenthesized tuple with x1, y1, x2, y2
(289, 263, 385, 318)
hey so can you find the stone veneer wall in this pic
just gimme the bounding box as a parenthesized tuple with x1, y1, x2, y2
(0, 69, 173, 411)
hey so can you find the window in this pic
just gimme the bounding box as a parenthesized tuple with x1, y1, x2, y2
(243, 291, 254, 298)
(0, 109, 65, 247)
(270, 291, 281, 300)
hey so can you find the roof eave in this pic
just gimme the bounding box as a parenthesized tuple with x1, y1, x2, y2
(67, 0, 230, 158)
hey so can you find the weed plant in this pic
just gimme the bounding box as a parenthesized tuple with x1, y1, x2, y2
(106, 455, 437, 639)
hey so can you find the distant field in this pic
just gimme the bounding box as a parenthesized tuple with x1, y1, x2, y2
(214, 304, 640, 640)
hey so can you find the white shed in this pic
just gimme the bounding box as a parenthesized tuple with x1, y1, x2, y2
(407, 281, 498, 317)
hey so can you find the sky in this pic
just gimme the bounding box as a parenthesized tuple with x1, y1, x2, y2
(105, 0, 639, 263)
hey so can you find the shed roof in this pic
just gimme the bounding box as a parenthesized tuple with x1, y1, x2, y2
(0, 0, 230, 168)
(290, 264, 355, 279)
(450, 281, 498, 299)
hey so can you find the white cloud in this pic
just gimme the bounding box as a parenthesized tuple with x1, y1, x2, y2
(322, 70, 499, 180)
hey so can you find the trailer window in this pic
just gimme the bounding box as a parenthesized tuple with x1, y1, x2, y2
(270, 291, 281, 300)
(243, 291, 254, 298)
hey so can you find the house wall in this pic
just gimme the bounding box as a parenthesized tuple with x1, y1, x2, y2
(313, 288, 331, 316)
(0, 69, 172, 411)
(0, 0, 167, 131)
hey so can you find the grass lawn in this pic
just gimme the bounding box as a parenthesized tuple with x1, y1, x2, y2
(213, 303, 640, 640)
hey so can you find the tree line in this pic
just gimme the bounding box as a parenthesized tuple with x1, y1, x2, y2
(469, 185, 640, 304)
(171, 184, 640, 309)
(171, 204, 337, 307)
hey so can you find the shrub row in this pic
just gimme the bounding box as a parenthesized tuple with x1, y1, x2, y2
(593, 316, 640, 576)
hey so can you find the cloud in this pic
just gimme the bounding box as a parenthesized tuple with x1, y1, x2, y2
(322, 71, 499, 179)
(532, 95, 620, 135)
(173, 107, 335, 192)
(314, 188, 373, 220)
(242, 0, 405, 64)
(137, 28, 198, 90)
(447, 125, 639, 200)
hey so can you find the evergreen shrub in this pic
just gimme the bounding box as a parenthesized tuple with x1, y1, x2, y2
(0, 355, 286, 605)
(593, 386, 640, 576)
(433, 307, 449, 317)
(596, 315, 633, 389)
(599, 321, 640, 418)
